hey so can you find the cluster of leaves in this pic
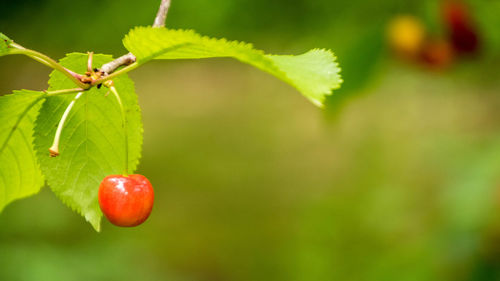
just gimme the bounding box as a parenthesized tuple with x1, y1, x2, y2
(0, 28, 341, 230)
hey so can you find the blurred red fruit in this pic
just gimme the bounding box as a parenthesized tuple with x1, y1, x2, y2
(420, 39, 454, 68)
(442, 0, 480, 54)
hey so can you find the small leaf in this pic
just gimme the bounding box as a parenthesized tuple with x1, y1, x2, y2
(34, 53, 143, 231)
(123, 27, 342, 106)
(0, 32, 12, 56)
(0, 33, 11, 42)
(0, 90, 45, 212)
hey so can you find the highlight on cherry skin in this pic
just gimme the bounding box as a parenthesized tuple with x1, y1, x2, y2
(98, 174, 154, 227)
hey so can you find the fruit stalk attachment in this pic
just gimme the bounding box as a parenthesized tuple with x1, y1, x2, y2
(105, 80, 129, 176)
(49, 92, 84, 157)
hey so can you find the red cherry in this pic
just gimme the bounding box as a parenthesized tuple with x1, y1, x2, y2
(442, 0, 480, 54)
(442, 0, 469, 28)
(98, 174, 154, 227)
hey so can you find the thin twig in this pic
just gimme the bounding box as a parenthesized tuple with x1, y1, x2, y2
(93, 62, 140, 86)
(99, 53, 136, 75)
(98, 0, 171, 76)
(87, 52, 94, 72)
(153, 0, 171, 27)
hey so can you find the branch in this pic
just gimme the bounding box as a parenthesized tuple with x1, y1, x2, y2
(98, 0, 171, 75)
(87, 51, 94, 72)
(99, 53, 136, 74)
(153, 0, 171, 27)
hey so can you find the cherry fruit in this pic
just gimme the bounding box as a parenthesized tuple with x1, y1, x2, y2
(98, 174, 154, 227)
(442, 0, 479, 54)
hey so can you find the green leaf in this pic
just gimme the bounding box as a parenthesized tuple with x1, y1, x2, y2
(34, 53, 143, 231)
(123, 27, 342, 107)
(0, 33, 10, 42)
(0, 32, 12, 56)
(0, 90, 45, 212)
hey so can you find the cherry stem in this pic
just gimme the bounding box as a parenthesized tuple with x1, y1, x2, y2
(9, 43, 88, 89)
(108, 82, 129, 176)
(49, 92, 84, 157)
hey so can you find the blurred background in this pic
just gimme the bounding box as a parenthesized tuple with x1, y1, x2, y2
(1, 0, 500, 280)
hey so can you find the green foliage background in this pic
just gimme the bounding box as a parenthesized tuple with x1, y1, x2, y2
(1, 0, 500, 280)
